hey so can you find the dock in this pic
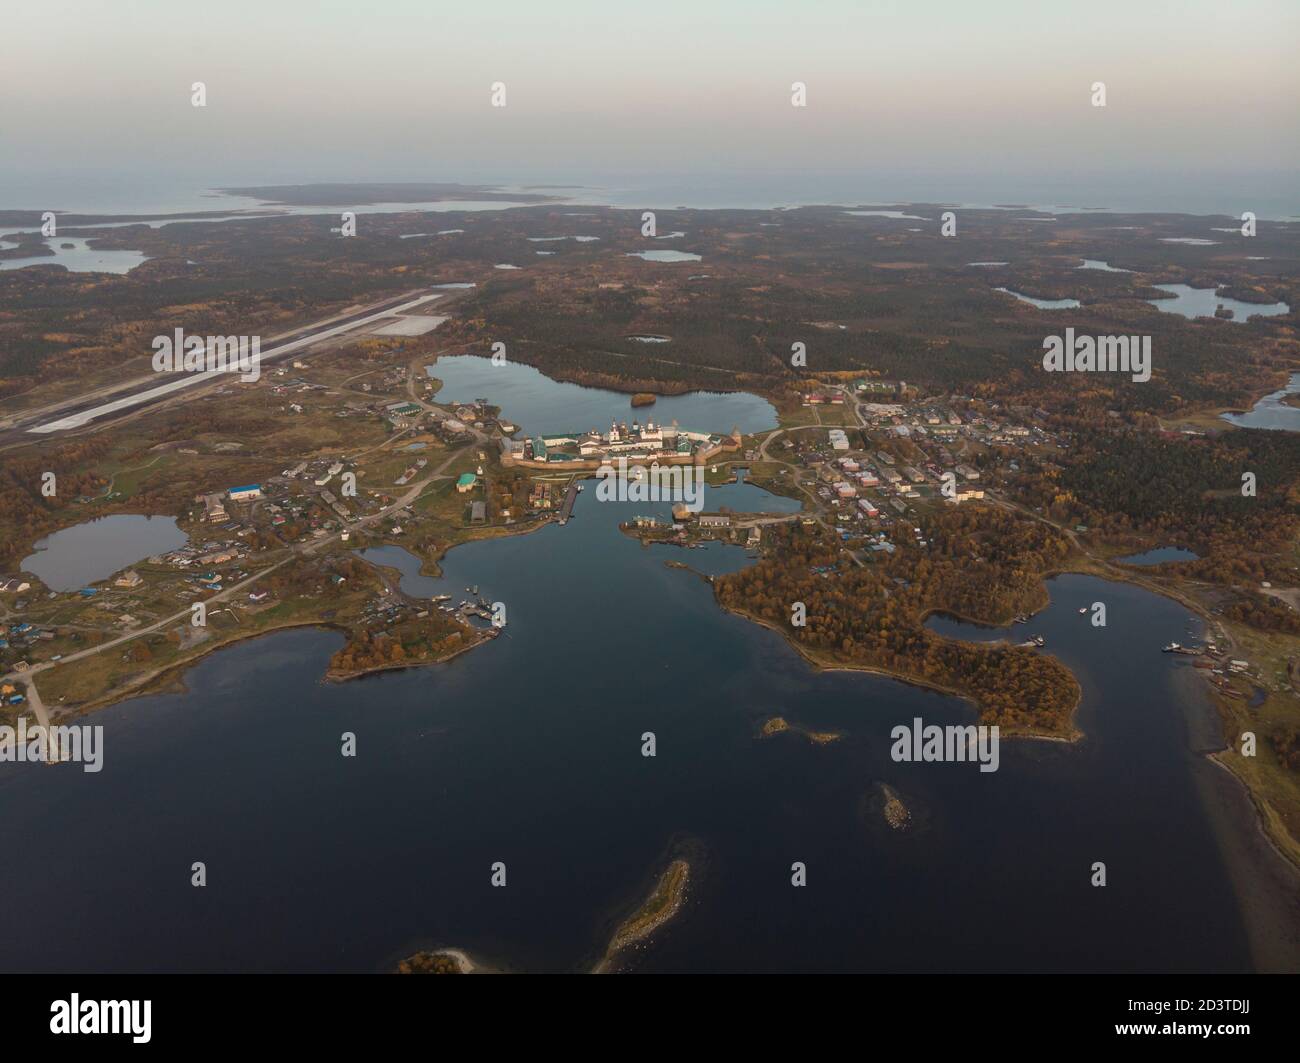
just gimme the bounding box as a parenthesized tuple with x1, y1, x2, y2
(558, 481, 580, 524)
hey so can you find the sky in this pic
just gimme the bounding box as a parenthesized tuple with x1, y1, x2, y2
(5, 0, 1298, 210)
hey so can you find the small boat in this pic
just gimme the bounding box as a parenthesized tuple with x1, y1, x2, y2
(1162, 642, 1181, 653)
(1031, 635, 1045, 647)
(1013, 614, 1028, 624)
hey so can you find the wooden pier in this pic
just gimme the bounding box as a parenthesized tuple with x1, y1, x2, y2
(558, 482, 580, 524)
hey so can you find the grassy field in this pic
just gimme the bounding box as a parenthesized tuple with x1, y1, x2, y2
(34, 578, 364, 710)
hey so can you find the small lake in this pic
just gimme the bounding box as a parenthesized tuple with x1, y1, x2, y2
(1147, 284, 1290, 323)
(426, 355, 777, 437)
(1115, 546, 1200, 566)
(626, 250, 702, 262)
(400, 230, 465, 239)
(1223, 373, 1300, 432)
(995, 287, 1081, 309)
(0, 237, 148, 274)
(1078, 259, 1129, 272)
(22, 515, 188, 591)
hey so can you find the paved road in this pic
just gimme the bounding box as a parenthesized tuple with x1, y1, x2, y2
(0, 289, 447, 446)
(23, 677, 50, 729)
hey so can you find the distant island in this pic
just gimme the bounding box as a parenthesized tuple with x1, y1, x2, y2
(217, 182, 564, 206)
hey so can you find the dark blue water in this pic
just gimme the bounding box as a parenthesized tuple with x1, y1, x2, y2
(427, 356, 776, 438)
(1, 479, 1295, 972)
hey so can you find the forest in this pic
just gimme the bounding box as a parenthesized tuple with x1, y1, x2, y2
(715, 508, 1081, 732)
(7, 202, 1294, 422)
(1009, 427, 1300, 593)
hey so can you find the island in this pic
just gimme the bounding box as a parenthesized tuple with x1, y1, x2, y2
(394, 948, 479, 974)
(880, 783, 912, 831)
(593, 858, 691, 973)
(759, 715, 843, 744)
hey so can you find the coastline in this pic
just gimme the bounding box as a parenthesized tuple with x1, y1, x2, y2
(15, 506, 559, 723)
(12, 431, 1298, 895)
(1050, 559, 1300, 873)
(42, 616, 489, 722)
(324, 627, 492, 682)
(45, 617, 348, 720)
(1208, 748, 1300, 873)
(716, 557, 1300, 882)
(714, 597, 1085, 743)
